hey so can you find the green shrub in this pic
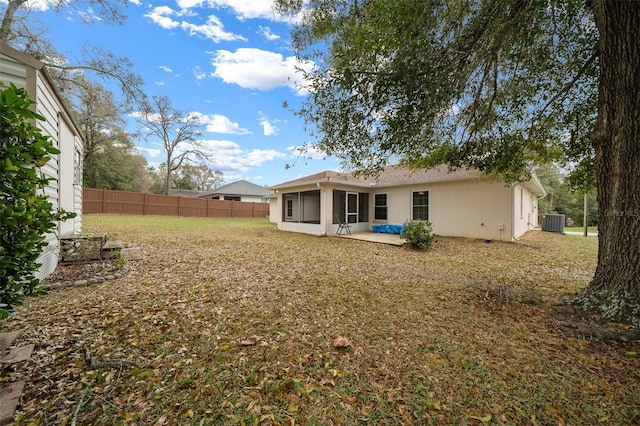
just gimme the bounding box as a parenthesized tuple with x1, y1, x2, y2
(400, 220, 436, 250)
(0, 83, 76, 320)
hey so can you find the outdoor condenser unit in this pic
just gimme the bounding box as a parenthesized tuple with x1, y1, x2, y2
(542, 214, 565, 233)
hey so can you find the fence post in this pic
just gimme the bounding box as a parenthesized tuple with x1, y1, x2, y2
(102, 188, 107, 213)
(178, 196, 182, 217)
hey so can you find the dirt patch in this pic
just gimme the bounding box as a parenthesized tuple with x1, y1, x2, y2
(547, 303, 639, 343)
(41, 259, 130, 287)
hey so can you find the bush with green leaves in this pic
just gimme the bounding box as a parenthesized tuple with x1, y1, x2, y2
(0, 83, 75, 320)
(400, 220, 437, 250)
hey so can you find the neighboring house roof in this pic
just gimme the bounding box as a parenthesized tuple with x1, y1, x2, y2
(168, 189, 206, 198)
(270, 164, 546, 197)
(197, 180, 272, 198)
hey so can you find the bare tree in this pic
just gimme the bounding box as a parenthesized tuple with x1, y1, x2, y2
(1, 0, 143, 103)
(1, 0, 127, 43)
(136, 96, 208, 195)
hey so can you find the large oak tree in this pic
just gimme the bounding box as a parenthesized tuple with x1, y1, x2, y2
(276, 0, 639, 323)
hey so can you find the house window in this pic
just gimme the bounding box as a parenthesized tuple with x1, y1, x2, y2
(412, 191, 429, 221)
(74, 148, 82, 184)
(224, 196, 241, 201)
(374, 193, 388, 220)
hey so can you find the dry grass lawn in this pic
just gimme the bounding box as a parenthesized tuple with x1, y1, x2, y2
(4, 214, 639, 425)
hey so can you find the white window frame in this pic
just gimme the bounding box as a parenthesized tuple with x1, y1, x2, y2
(374, 193, 388, 220)
(411, 189, 430, 221)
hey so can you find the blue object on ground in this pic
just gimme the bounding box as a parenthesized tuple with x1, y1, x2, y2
(372, 224, 405, 234)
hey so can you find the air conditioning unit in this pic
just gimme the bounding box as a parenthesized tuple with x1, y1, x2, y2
(542, 214, 565, 233)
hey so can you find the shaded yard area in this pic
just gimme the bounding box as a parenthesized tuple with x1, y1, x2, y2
(4, 215, 639, 425)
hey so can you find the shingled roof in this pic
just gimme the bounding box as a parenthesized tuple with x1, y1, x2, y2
(197, 180, 272, 198)
(269, 165, 479, 190)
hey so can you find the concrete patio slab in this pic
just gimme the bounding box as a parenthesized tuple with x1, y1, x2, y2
(336, 232, 405, 246)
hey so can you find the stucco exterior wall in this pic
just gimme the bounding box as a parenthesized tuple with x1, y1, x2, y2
(270, 176, 541, 240)
(512, 184, 539, 239)
(376, 179, 513, 241)
(240, 195, 267, 203)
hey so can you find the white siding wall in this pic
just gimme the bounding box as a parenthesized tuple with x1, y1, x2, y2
(58, 114, 79, 235)
(1, 47, 83, 279)
(35, 73, 63, 278)
(0, 51, 27, 86)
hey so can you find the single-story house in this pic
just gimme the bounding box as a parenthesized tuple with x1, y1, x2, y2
(268, 165, 546, 241)
(1, 43, 84, 279)
(197, 180, 271, 203)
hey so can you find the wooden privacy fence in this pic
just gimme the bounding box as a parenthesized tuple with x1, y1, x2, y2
(83, 188, 269, 219)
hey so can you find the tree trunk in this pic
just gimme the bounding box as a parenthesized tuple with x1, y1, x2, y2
(0, 0, 26, 43)
(164, 155, 172, 195)
(577, 1, 640, 323)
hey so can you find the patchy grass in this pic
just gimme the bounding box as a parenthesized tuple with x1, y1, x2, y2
(4, 214, 639, 425)
(565, 226, 599, 234)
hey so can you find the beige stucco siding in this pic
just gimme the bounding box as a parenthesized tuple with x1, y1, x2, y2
(379, 179, 513, 241)
(239, 195, 267, 203)
(270, 174, 542, 240)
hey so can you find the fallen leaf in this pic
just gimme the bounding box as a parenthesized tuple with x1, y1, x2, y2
(333, 336, 351, 349)
(235, 335, 260, 346)
(469, 413, 492, 423)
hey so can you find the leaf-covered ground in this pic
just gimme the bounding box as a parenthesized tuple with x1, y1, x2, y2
(4, 215, 639, 425)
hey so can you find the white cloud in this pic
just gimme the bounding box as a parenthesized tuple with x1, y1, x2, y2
(137, 147, 163, 158)
(198, 139, 287, 172)
(159, 65, 173, 72)
(177, 0, 205, 8)
(144, 5, 244, 42)
(154, 81, 167, 86)
(258, 115, 279, 136)
(259, 25, 280, 41)
(144, 6, 180, 29)
(180, 14, 246, 42)
(210, 48, 315, 95)
(77, 7, 102, 23)
(193, 113, 251, 134)
(206, 0, 278, 21)
(192, 66, 208, 80)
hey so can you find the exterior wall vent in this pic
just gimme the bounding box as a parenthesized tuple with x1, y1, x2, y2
(542, 214, 565, 233)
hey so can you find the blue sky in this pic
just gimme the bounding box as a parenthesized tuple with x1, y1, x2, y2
(12, 0, 340, 187)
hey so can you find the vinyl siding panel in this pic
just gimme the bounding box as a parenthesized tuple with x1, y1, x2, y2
(2, 44, 84, 279)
